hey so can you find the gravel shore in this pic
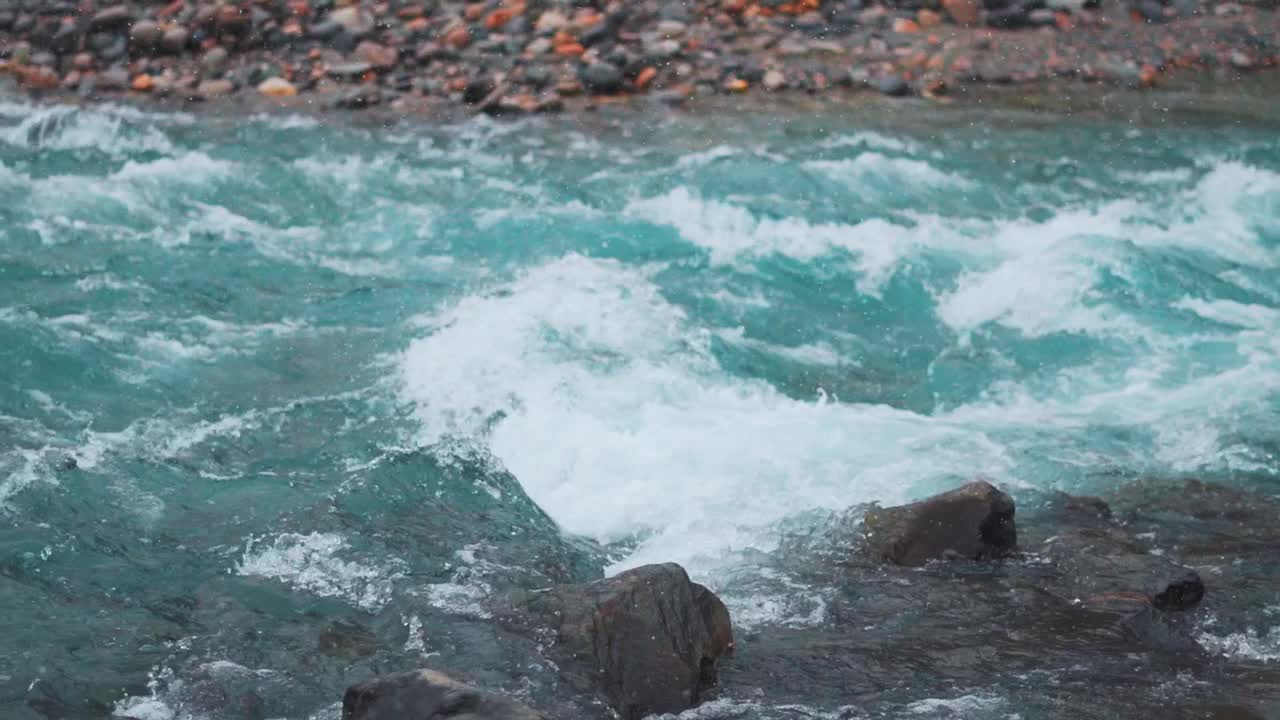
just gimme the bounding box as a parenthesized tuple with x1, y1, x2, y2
(0, 0, 1277, 116)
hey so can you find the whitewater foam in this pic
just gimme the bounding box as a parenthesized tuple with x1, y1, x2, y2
(236, 532, 403, 612)
(400, 254, 1014, 576)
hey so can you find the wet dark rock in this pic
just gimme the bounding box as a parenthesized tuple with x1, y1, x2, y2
(49, 20, 79, 55)
(161, 26, 190, 55)
(985, 2, 1034, 27)
(873, 73, 912, 97)
(331, 84, 382, 109)
(129, 20, 164, 54)
(580, 21, 613, 47)
(1045, 528, 1205, 612)
(196, 77, 235, 98)
(309, 18, 343, 41)
(201, 46, 230, 76)
(89, 5, 132, 31)
(343, 670, 546, 720)
(317, 620, 379, 658)
(579, 60, 624, 93)
(97, 65, 130, 91)
(863, 480, 1017, 565)
(462, 74, 497, 104)
(1027, 491, 1206, 615)
(515, 563, 733, 720)
(1134, 0, 1169, 22)
(327, 61, 372, 82)
(329, 6, 375, 37)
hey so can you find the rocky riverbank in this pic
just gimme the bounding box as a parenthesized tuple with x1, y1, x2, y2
(0, 0, 1277, 116)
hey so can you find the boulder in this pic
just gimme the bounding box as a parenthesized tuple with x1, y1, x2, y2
(1030, 491, 1205, 614)
(342, 670, 545, 720)
(1044, 526, 1205, 612)
(863, 481, 1017, 565)
(520, 563, 733, 720)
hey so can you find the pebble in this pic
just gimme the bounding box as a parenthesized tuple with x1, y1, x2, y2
(97, 66, 130, 91)
(536, 10, 569, 34)
(161, 26, 190, 55)
(89, 5, 132, 31)
(130, 20, 164, 53)
(201, 46, 229, 76)
(943, 0, 983, 25)
(196, 77, 235, 98)
(326, 61, 371, 81)
(0, 0, 1269, 113)
(329, 6, 374, 36)
(526, 37, 552, 56)
(875, 74, 912, 97)
(355, 41, 398, 70)
(257, 76, 297, 96)
(646, 38, 681, 62)
(580, 60, 624, 93)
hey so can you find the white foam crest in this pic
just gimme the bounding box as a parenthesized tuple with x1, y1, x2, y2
(715, 328, 850, 366)
(675, 145, 743, 168)
(294, 155, 393, 191)
(805, 153, 974, 191)
(1173, 297, 1280, 330)
(249, 112, 321, 130)
(1115, 167, 1194, 185)
(113, 152, 234, 183)
(906, 694, 1006, 716)
(1134, 161, 1280, 268)
(625, 187, 952, 292)
(400, 254, 1013, 575)
(0, 448, 57, 507)
(75, 273, 150, 293)
(0, 103, 177, 155)
(236, 532, 403, 611)
(1197, 626, 1280, 662)
(22, 152, 236, 219)
(819, 130, 920, 154)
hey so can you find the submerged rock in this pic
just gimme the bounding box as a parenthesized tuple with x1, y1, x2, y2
(1029, 491, 1205, 614)
(863, 480, 1017, 565)
(343, 670, 545, 720)
(517, 563, 733, 720)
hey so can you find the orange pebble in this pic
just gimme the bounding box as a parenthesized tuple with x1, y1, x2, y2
(131, 74, 154, 91)
(893, 18, 921, 33)
(635, 66, 657, 89)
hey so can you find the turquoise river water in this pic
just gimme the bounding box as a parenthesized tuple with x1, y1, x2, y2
(0, 95, 1278, 719)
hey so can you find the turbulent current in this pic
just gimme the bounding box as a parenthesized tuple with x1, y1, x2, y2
(0, 95, 1278, 719)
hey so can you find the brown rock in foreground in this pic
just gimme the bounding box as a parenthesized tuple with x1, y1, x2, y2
(863, 480, 1017, 565)
(343, 669, 546, 720)
(521, 563, 734, 720)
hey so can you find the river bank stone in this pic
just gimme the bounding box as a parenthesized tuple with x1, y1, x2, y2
(516, 563, 733, 720)
(863, 480, 1017, 565)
